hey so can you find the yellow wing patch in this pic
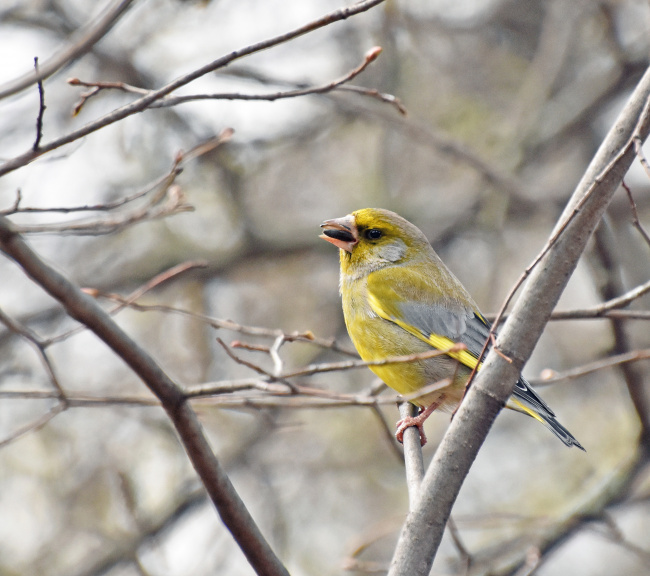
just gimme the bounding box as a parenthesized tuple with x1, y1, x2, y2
(368, 291, 481, 371)
(426, 333, 481, 370)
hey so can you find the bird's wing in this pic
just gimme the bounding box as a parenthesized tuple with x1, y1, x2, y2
(366, 267, 490, 371)
(367, 267, 557, 415)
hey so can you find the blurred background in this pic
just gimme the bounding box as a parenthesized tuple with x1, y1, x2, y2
(1, 0, 650, 574)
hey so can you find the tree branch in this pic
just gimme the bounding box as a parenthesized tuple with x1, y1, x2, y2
(388, 65, 650, 576)
(398, 402, 424, 512)
(0, 0, 387, 178)
(0, 0, 136, 100)
(0, 217, 290, 576)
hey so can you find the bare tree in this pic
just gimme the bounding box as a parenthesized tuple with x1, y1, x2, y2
(2, 1, 650, 575)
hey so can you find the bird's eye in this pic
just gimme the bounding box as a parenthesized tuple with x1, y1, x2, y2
(365, 229, 383, 240)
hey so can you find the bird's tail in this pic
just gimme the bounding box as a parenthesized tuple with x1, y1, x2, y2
(507, 378, 585, 451)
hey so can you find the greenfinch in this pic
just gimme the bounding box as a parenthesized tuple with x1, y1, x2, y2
(320, 208, 584, 450)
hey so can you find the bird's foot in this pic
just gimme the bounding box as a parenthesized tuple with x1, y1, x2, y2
(395, 402, 440, 447)
(395, 414, 428, 446)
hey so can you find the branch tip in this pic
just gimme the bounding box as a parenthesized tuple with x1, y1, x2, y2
(365, 46, 382, 61)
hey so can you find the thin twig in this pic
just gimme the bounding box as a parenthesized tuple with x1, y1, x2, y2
(551, 309, 650, 320)
(44, 260, 207, 346)
(217, 337, 282, 380)
(32, 57, 45, 151)
(592, 217, 650, 443)
(69, 46, 405, 116)
(280, 346, 465, 379)
(0, 386, 402, 410)
(231, 341, 272, 353)
(4, 130, 232, 234)
(185, 379, 291, 399)
(549, 277, 650, 319)
(369, 405, 405, 462)
(622, 178, 650, 248)
(532, 344, 650, 386)
(68, 78, 149, 116)
(447, 516, 472, 576)
(94, 299, 359, 356)
(0, 404, 66, 449)
(0, 307, 67, 401)
(0, 0, 136, 100)
(215, 337, 299, 393)
(335, 84, 407, 114)
(84, 260, 208, 309)
(0, 0, 387, 178)
(1, 187, 150, 216)
(1, 127, 235, 216)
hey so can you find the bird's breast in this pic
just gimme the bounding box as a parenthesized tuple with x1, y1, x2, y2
(340, 277, 467, 406)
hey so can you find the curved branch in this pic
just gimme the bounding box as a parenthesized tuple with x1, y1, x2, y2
(0, 216, 290, 576)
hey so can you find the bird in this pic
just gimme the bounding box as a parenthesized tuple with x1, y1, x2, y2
(320, 207, 584, 450)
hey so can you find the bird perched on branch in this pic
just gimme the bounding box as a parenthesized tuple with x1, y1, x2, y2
(320, 207, 584, 450)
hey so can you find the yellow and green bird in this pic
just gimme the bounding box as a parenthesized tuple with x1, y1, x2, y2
(320, 207, 584, 450)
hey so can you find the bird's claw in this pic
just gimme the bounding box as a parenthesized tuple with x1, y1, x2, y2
(395, 415, 428, 446)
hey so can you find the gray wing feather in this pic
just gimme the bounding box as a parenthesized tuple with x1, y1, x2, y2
(390, 290, 584, 448)
(396, 303, 555, 413)
(395, 302, 469, 338)
(395, 301, 491, 359)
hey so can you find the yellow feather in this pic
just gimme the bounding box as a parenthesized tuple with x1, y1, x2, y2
(508, 397, 547, 425)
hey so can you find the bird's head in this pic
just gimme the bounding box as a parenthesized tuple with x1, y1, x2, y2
(320, 208, 432, 275)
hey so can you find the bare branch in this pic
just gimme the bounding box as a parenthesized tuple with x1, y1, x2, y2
(551, 277, 650, 319)
(69, 46, 406, 116)
(280, 345, 465, 379)
(0, 306, 67, 400)
(622, 179, 650, 249)
(0, 217, 290, 576)
(486, 86, 650, 353)
(13, 183, 192, 235)
(0, 0, 136, 100)
(0, 379, 407, 414)
(388, 66, 650, 576)
(0, 403, 66, 449)
(1, 131, 232, 238)
(592, 218, 650, 441)
(0, 0, 387, 178)
(370, 404, 405, 461)
(68, 78, 149, 116)
(92, 298, 359, 357)
(398, 402, 424, 512)
(533, 346, 650, 386)
(32, 57, 45, 151)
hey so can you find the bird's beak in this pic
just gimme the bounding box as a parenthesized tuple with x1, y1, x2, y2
(320, 214, 358, 253)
